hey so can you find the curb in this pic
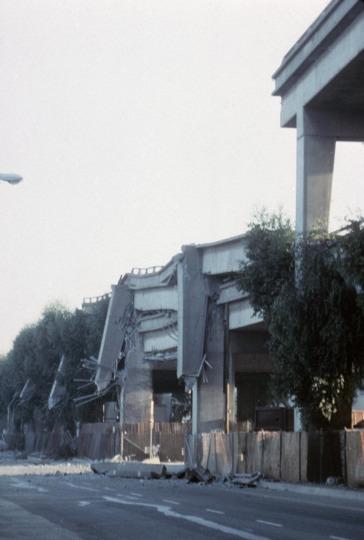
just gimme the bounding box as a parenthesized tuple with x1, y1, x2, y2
(259, 480, 364, 502)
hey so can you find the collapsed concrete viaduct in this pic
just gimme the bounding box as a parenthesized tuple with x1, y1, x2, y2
(93, 235, 273, 435)
(88, 0, 364, 436)
(95, 257, 181, 425)
(273, 0, 364, 235)
(73, 1, 364, 436)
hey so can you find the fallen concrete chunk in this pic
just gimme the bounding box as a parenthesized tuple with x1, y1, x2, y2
(230, 472, 261, 488)
(326, 476, 343, 486)
(175, 467, 188, 479)
(186, 466, 214, 484)
(148, 465, 170, 480)
(150, 466, 172, 480)
(160, 465, 172, 479)
(91, 460, 184, 479)
(149, 470, 162, 480)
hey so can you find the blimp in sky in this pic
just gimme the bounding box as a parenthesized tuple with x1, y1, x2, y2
(0, 173, 23, 185)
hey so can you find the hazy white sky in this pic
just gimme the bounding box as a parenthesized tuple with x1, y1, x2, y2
(1, 0, 363, 354)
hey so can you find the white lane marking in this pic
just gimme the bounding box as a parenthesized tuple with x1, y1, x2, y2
(78, 501, 91, 507)
(103, 496, 271, 540)
(11, 480, 48, 493)
(104, 487, 114, 491)
(65, 481, 98, 493)
(206, 508, 224, 515)
(256, 520, 282, 528)
(131, 492, 143, 497)
(162, 499, 180, 505)
(248, 490, 364, 514)
(330, 536, 351, 540)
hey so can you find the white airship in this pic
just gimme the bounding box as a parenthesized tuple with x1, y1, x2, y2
(0, 173, 23, 185)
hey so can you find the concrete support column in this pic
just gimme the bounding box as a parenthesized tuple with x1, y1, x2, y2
(123, 332, 153, 424)
(197, 304, 226, 433)
(192, 382, 198, 436)
(226, 343, 236, 433)
(177, 246, 208, 379)
(296, 108, 336, 236)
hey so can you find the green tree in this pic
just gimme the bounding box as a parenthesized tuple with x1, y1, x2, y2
(338, 219, 364, 313)
(0, 297, 109, 433)
(240, 212, 364, 430)
(240, 210, 295, 320)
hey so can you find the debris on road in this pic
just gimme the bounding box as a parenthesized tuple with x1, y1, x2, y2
(0, 451, 91, 476)
(185, 466, 215, 484)
(91, 460, 184, 479)
(90, 459, 261, 488)
(228, 472, 261, 488)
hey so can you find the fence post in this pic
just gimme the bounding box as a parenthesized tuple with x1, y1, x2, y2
(149, 399, 154, 459)
(231, 432, 234, 475)
(279, 430, 283, 480)
(343, 429, 348, 485)
(261, 430, 265, 475)
(319, 430, 323, 483)
(215, 434, 218, 475)
(119, 388, 124, 460)
(299, 431, 302, 482)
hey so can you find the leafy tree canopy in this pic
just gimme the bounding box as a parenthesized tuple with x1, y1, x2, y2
(239, 212, 364, 430)
(0, 297, 109, 431)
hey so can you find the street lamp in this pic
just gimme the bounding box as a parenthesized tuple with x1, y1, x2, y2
(0, 173, 23, 185)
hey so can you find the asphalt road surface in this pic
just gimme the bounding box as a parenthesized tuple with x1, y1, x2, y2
(0, 472, 363, 540)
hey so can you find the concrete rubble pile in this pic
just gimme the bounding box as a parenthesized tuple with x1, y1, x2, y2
(90, 458, 261, 487)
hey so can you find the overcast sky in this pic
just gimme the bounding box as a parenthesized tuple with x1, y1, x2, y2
(1, 0, 363, 354)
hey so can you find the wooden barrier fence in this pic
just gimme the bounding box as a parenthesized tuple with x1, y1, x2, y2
(186, 430, 364, 488)
(77, 422, 189, 462)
